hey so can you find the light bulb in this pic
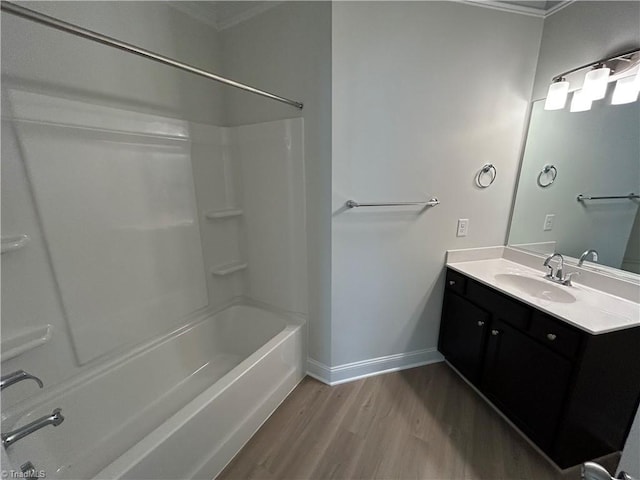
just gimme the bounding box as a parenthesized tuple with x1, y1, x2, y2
(611, 75, 640, 105)
(570, 89, 592, 112)
(582, 66, 610, 100)
(544, 79, 569, 110)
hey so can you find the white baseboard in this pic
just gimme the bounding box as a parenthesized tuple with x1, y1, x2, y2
(307, 348, 444, 386)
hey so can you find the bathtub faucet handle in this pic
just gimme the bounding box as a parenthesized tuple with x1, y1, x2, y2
(0, 370, 43, 391)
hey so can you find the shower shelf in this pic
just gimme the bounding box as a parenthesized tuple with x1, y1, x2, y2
(1, 325, 52, 362)
(205, 209, 243, 220)
(210, 262, 248, 276)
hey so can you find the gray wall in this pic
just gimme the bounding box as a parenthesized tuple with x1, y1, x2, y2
(329, 1, 542, 378)
(220, 2, 333, 366)
(529, 2, 640, 475)
(1, 1, 225, 124)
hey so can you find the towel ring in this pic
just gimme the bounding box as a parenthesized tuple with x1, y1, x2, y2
(537, 164, 557, 188)
(476, 164, 497, 188)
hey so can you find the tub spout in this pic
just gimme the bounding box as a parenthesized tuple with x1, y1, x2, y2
(1, 408, 64, 449)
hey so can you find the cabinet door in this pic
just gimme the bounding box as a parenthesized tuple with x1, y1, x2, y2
(482, 319, 572, 450)
(438, 292, 489, 385)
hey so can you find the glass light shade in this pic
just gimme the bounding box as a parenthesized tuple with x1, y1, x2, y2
(611, 76, 640, 105)
(570, 89, 592, 112)
(544, 80, 569, 110)
(582, 66, 610, 100)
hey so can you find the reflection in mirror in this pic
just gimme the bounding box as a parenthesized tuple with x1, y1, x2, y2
(508, 85, 640, 277)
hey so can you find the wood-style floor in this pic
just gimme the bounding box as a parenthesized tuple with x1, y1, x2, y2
(217, 362, 619, 480)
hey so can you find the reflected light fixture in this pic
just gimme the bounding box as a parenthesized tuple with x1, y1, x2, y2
(612, 74, 640, 105)
(543, 47, 640, 111)
(544, 78, 569, 110)
(582, 64, 610, 100)
(570, 89, 592, 112)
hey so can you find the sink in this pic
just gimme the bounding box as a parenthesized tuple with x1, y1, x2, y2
(494, 273, 577, 304)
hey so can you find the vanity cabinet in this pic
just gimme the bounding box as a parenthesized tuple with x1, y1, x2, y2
(482, 318, 572, 450)
(439, 292, 489, 385)
(439, 268, 640, 469)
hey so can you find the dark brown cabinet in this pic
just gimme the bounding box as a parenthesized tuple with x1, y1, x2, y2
(439, 293, 489, 385)
(482, 318, 572, 450)
(438, 268, 640, 469)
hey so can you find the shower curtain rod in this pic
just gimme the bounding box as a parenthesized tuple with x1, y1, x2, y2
(0, 1, 304, 110)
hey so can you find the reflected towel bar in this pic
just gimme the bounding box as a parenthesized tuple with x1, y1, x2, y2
(0, 2, 303, 110)
(1, 235, 30, 254)
(346, 198, 440, 208)
(576, 193, 639, 202)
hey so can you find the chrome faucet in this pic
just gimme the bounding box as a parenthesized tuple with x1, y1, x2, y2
(1, 408, 64, 448)
(578, 249, 599, 267)
(0, 371, 43, 391)
(544, 253, 579, 286)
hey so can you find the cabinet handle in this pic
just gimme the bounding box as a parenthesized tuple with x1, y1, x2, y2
(448, 280, 456, 286)
(491, 329, 500, 336)
(477, 321, 485, 327)
(547, 333, 557, 341)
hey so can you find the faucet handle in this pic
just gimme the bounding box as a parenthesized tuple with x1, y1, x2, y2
(545, 263, 554, 278)
(0, 370, 44, 391)
(563, 272, 579, 286)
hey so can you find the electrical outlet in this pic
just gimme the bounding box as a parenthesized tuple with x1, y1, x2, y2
(544, 214, 555, 231)
(457, 219, 469, 237)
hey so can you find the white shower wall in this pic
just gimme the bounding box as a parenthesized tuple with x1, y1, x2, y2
(2, 91, 305, 409)
(192, 118, 308, 316)
(233, 120, 307, 315)
(1, 1, 308, 412)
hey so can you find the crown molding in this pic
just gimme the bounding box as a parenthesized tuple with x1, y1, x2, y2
(543, 0, 575, 17)
(458, 0, 576, 18)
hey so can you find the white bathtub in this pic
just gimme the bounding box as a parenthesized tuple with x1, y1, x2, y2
(1, 305, 304, 479)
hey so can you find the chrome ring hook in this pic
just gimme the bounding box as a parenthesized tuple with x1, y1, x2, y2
(476, 163, 497, 188)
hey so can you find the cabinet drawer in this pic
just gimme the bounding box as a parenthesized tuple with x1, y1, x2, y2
(466, 280, 530, 330)
(530, 311, 583, 359)
(445, 269, 467, 295)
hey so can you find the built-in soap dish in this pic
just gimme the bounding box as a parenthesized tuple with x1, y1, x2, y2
(1, 325, 52, 361)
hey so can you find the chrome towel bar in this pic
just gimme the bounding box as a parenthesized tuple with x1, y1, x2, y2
(577, 193, 639, 202)
(346, 198, 440, 208)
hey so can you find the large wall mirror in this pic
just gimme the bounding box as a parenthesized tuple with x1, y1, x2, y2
(508, 85, 640, 278)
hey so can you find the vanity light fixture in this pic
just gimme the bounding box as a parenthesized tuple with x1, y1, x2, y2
(582, 64, 610, 100)
(569, 89, 592, 112)
(611, 72, 640, 105)
(544, 78, 569, 110)
(543, 47, 640, 111)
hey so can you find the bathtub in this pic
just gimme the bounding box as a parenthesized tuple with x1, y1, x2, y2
(1, 305, 304, 479)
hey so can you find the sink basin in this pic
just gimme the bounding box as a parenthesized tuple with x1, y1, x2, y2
(494, 273, 576, 304)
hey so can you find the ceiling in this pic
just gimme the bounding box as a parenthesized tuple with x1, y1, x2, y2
(169, 0, 573, 31)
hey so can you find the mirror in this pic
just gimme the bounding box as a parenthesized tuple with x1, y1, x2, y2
(508, 86, 640, 277)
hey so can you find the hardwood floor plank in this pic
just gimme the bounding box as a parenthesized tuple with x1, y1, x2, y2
(217, 363, 620, 480)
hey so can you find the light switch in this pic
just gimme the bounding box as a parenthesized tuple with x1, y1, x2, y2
(457, 219, 469, 237)
(544, 214, 555, 231)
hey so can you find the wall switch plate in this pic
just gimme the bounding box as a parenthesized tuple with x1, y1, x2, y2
(457, 219, 469, 237)
(544, 214, 555, 231)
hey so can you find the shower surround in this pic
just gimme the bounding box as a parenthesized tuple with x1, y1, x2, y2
(1, 88, 307, 478)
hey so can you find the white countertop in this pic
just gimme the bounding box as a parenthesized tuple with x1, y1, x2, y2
(447, 257, 640, 335)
